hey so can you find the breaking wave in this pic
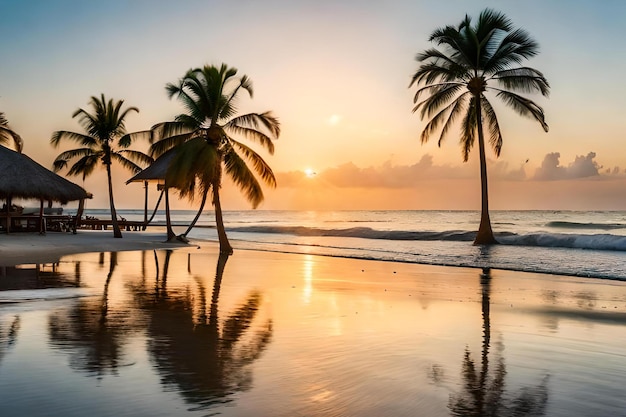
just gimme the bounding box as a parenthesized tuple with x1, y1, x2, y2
(227, 225, 626, 252)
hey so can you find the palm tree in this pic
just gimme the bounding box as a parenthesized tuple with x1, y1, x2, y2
(0, 112, 23, 152)
(410, 9, 550, 244)
(148, 64, 280, 254)
(51, 94, 153, 238)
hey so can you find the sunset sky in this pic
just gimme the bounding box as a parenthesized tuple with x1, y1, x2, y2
(1, 0, 626, 210)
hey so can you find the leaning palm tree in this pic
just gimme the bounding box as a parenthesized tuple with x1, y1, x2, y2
(410, 9, 549, 244)
(148, 64, 280, 254)
(0, 112, 23, 152)
(51, 94, 153, 238)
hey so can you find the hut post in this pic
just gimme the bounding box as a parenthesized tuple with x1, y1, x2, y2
(143, 180, 148, 229)
(73, 198, 85, 234)
(39, 199, 45, 234)
(5, 196, 11, 234)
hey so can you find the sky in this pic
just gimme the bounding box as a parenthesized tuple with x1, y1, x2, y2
(1, 0, 626, 211)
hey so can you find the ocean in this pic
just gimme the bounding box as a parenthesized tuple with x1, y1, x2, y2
(82, 209, 626, 280)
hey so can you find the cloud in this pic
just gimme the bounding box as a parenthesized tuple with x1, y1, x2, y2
(276, 151, 621, 189)
(533, 152, 602, 180)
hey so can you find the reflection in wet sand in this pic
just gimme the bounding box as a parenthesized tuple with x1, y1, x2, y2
(449, 269, 549, 417)
(48, 252, 135, 376)
(130, 251, 273, 412)
(0, 249, 626, 416)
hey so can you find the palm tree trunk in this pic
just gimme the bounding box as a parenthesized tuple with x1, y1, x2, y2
(181, 187, 208, 237)
(105, 162, 122, 238)
(164, 185, 176, 241)
(212, 176, 233, 255)
(143, 181, 148, 229)
(473, 97, 497, 245)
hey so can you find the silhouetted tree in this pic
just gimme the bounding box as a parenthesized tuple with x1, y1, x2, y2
(411, 9, 549, 244)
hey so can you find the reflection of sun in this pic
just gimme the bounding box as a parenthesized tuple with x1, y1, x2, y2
(304, 168, 317, 178)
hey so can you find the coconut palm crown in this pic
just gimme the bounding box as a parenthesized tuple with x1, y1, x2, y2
(410, 9, 550, 244)
(147, 64, 280, 254)
(51, 94, 153, 238)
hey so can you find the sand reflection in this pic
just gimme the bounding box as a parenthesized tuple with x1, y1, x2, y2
(449, 269, 549, 416)
(130, 251, 273, 411)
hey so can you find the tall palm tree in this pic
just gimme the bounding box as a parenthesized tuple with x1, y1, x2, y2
(51, 94, 153, 238)
(0, 112, 23, 152)
(148, 64, 280, 254)
(410, 9, 550, 244)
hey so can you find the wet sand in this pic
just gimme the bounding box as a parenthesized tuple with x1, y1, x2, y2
(1, 235, 626, 416)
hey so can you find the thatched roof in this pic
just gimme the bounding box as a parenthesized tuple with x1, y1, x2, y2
(126, 149, 176, 184)
(0, 145, 91, 204)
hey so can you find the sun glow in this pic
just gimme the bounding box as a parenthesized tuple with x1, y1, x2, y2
(304, 168, 317, 178)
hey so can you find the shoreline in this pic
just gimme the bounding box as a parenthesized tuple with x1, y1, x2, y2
(0, 230, 622, 284)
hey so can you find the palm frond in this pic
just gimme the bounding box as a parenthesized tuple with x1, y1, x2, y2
(490, 67, 550, 96)
(66, 154, 100, 180)
(111, 152, 143, 173)
(414, 83, 465, 119)
(150, 132, 194, 157)
(481, 97, 503, 156)
(460, 97, 478, 162)
(118, 149, 154, 167)
(412, 81, 464, 104)
(484, 28, 539, 74)
(0, 126, 23, 151)
(166, 138, 218, 199)
(223, 148, 264, 208)
(119, 129, 154, 146)
(230, 139, 277, 186)
(494, 89, 549, 132)
(53, 148, 99, 169)
(437, 93, 469, 147)
(51, 131, 97, 148)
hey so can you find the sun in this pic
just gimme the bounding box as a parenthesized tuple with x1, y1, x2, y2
(304, 168, 317, 178)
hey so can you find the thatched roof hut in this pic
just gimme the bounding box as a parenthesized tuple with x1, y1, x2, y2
(126, 149, 175, 184)
(0, 145, 90, 204)
(125, 149, 177, 237)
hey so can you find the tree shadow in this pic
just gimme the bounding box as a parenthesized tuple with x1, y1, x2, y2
(449, 268, 549, 416)
(132, 252, 273, 412)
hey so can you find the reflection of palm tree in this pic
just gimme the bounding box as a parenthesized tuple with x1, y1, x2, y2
(134, 252, 273, 411)
(48, 252, 133, 377)
(449, 269, 549, 416)
(0, 315, 20, 366)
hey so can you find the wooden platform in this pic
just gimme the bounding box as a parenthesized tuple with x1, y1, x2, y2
(0, 215, 147, 233)
(80, 219, 146, 231)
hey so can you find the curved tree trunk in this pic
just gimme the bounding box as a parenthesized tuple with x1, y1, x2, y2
(473, 97, 497, 245)
(105, 163, 122, 238)
(181, 187, 208, 238)
(145, 188, 165, 228)
(164, 185, 176, 241)
(212, 167, 233, 255)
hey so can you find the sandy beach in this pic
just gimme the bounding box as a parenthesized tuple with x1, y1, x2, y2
(0, 232, 626, 416)
(0, 229, 188, 266)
